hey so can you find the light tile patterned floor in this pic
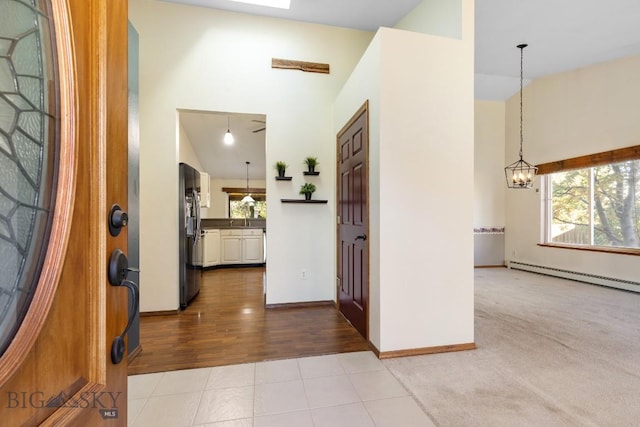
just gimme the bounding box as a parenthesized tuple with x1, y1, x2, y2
(128, 351, 434, 427)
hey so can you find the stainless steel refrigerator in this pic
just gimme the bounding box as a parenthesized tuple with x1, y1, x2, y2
(179, 162, 202, 309)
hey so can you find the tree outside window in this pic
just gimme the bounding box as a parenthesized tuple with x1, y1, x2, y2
(229, 195, 266, 219)
(548, 160, 640, 248)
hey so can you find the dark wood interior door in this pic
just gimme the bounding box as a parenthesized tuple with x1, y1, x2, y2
(337, 102, 369, 339)
(0, 0, 129, 425)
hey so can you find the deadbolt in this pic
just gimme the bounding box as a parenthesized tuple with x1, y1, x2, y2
(109, 204, 128, 236)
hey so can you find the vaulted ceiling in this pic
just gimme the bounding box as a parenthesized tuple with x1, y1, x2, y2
(168, 0, 640, 179)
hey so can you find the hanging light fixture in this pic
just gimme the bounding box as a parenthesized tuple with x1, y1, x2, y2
(223, 116, 234, 145)
(505, 43, 537, 189)
(241, 161, 255, 204)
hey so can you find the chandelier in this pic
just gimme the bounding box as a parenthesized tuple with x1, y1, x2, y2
(504, 44, 537, 189)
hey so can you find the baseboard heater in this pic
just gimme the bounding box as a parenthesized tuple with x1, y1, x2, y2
(508, 261, 640, 293)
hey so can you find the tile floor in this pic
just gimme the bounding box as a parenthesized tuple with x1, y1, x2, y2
(128, 351, 434, 427)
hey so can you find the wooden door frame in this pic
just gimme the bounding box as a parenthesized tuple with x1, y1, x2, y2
(336, 100, 370, 340)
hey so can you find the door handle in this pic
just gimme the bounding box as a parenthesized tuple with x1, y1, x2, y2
(107, 249, 140, 364)
(355, 234, 367, 241)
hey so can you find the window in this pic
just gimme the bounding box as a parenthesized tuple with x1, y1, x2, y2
(229, 196, 267, 219)
(222, 186, 267, 219)
(545, 159, 640, 249)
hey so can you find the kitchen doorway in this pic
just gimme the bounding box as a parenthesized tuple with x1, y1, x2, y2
(177, 109, 267, 271)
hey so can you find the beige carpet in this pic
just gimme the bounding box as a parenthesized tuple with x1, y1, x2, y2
(384, 267, 640, 426)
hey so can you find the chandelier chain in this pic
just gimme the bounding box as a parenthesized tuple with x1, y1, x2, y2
(519, 45, 524, 160)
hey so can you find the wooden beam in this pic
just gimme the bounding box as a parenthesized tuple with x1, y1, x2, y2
(537, 145, 640, 175)
(221, 187, 266, 194)
(272, 58, 330, 74)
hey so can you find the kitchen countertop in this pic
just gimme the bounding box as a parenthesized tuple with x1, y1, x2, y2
(203, 225, 265, 230)
(201, 218, 266, 230)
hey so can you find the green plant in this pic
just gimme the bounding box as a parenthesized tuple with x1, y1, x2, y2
(299, 182, 316, 195)
(304, 157, 319, 167)
(274, 161, 288, 173)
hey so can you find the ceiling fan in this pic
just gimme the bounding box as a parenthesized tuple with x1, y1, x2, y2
(252, 119, 266, 133)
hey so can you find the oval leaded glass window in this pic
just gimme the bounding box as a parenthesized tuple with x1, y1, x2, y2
(0, 0, 60, 356)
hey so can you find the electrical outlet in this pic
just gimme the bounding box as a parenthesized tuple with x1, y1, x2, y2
(301, 269, 307, 279)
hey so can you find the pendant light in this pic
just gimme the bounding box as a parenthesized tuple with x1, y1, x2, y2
(241, 161, 255, 204)
(223, 116, 234, 145)
(504, 44, 537, 189)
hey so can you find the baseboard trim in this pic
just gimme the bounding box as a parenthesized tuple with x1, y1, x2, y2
(140, 309, 179, 317)
(378, 342, 477, 359)
(128, 345, 142, 363)
(474, 265, 506, 269)
(369, 342, 381, 358)
(266, 300, 334, 309)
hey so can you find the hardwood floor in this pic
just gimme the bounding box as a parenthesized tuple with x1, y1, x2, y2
(127, 267, 371, 375)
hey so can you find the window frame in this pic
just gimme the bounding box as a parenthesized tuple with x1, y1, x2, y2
(538, 145, 640, 256)
(221, 186, 267, 219)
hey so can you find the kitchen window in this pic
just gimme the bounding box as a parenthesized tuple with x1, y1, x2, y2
(222, 186, 267, 219)
(229, 194, 267, 219)
(541, 147, 640, 250)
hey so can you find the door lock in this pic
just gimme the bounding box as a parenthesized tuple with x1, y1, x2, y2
(108, 248, 129, 285)
(109, 204, 128, 236)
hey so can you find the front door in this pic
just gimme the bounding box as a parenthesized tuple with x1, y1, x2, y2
(0, 0, 129, 425)
(337, 101, 369, 338)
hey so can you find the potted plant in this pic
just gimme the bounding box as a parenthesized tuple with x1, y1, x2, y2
(274, 161, 288, 178)
(299, 182, 316, 200)
(304, 156, 319, 173)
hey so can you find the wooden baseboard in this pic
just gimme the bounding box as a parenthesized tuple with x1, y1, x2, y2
(266, 300, 334, 309)
(140, 309, 179, 317)
(474, 265, 507, 269)
(128, 345, 142, 363)
(378, 342, 476, 359)
(369, 342, 381, 358)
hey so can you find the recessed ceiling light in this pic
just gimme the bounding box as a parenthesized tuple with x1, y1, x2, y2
(230, 0, 291, 10)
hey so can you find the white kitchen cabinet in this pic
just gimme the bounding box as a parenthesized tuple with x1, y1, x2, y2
(242, 228, 264, 263)
(203, 229, 220, 267)
(220, 229, 242, 264)
(219, 228, 264, 265)
(199, 171, 210, 208)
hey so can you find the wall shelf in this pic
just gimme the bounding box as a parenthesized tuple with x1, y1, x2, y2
(303, 171, 320, 176)
(275, 176, 292, 181)
(281, 199, 327, 204)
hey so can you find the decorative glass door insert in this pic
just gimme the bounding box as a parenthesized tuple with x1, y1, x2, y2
(0, 0, 60, 356)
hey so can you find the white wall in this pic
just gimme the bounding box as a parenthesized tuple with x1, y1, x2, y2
(394, 0, 461, 39)
(129, 0, 373, 310)
(474, 100, 505, 228)
(335, 0, 475, 353)
(505, 55, 640, 282)
(177, 118, 203, 171)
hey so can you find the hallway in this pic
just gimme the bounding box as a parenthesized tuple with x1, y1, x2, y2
(128, 267, 371, 375)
